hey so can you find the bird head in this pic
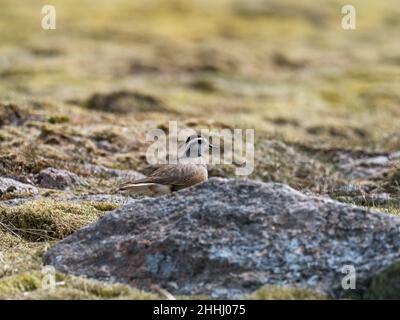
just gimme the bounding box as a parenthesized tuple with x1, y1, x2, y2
(183, 134, 216, 158)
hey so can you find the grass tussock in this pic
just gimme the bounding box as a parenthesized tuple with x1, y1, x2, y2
(0, 273, 41, 297)
(0, 200, 116, 242)
(0, 272, 159, 300)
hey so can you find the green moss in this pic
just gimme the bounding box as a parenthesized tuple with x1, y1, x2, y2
(246, 285, 328, 300)
(0, 273, 41, 296)
(81, 201, 119, 212)
(48, 115, 70, 124)
(59, 276, 158, 299)
(353, 262, 400, 300)
(0, 271, 159, 300)
(189, 79, 218, 92)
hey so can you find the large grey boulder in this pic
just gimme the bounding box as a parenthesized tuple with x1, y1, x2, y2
(44, 178, 400, 298)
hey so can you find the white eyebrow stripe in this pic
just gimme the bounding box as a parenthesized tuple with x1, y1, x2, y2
(186, 136, 206, 145)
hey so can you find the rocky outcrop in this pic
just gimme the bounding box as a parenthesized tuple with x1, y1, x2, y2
(44, 178, 400, 298)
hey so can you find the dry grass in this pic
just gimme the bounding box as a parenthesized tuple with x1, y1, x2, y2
(0, 199, 116, 241)
(0, 272, 159, 300)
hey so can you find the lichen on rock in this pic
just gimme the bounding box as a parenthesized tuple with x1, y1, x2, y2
(44, 178, 400, 299)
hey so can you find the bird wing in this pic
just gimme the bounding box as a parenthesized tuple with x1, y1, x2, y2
(142, 164, 192, 186)
(118, 164, 207, 193)
(117, 182, 172, 195)
(117, 165, 184, 190)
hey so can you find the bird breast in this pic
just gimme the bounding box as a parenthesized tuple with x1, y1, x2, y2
(174, 164, 208, 190)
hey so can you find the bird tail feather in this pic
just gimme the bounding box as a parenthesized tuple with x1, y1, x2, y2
(118, 182, 172, 196)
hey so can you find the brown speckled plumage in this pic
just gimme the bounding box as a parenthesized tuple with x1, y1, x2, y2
(124, 163, 208, 191)
(118, 135, 214, 195)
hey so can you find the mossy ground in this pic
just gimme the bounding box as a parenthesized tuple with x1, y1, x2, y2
(0, 0, 399, 299)
(247, 286, 327, 300)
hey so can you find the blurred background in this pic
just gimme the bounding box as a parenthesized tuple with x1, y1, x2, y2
(0, 0, 399, 149)
(0, 0, 399, 196)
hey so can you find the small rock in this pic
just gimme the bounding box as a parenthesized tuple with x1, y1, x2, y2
(0, 177, 38, 196)
(389, 152, 400, 161)
(82, 164, 145, 183)
(355, 156, 389, 167)
(35, 168, 82, 190)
